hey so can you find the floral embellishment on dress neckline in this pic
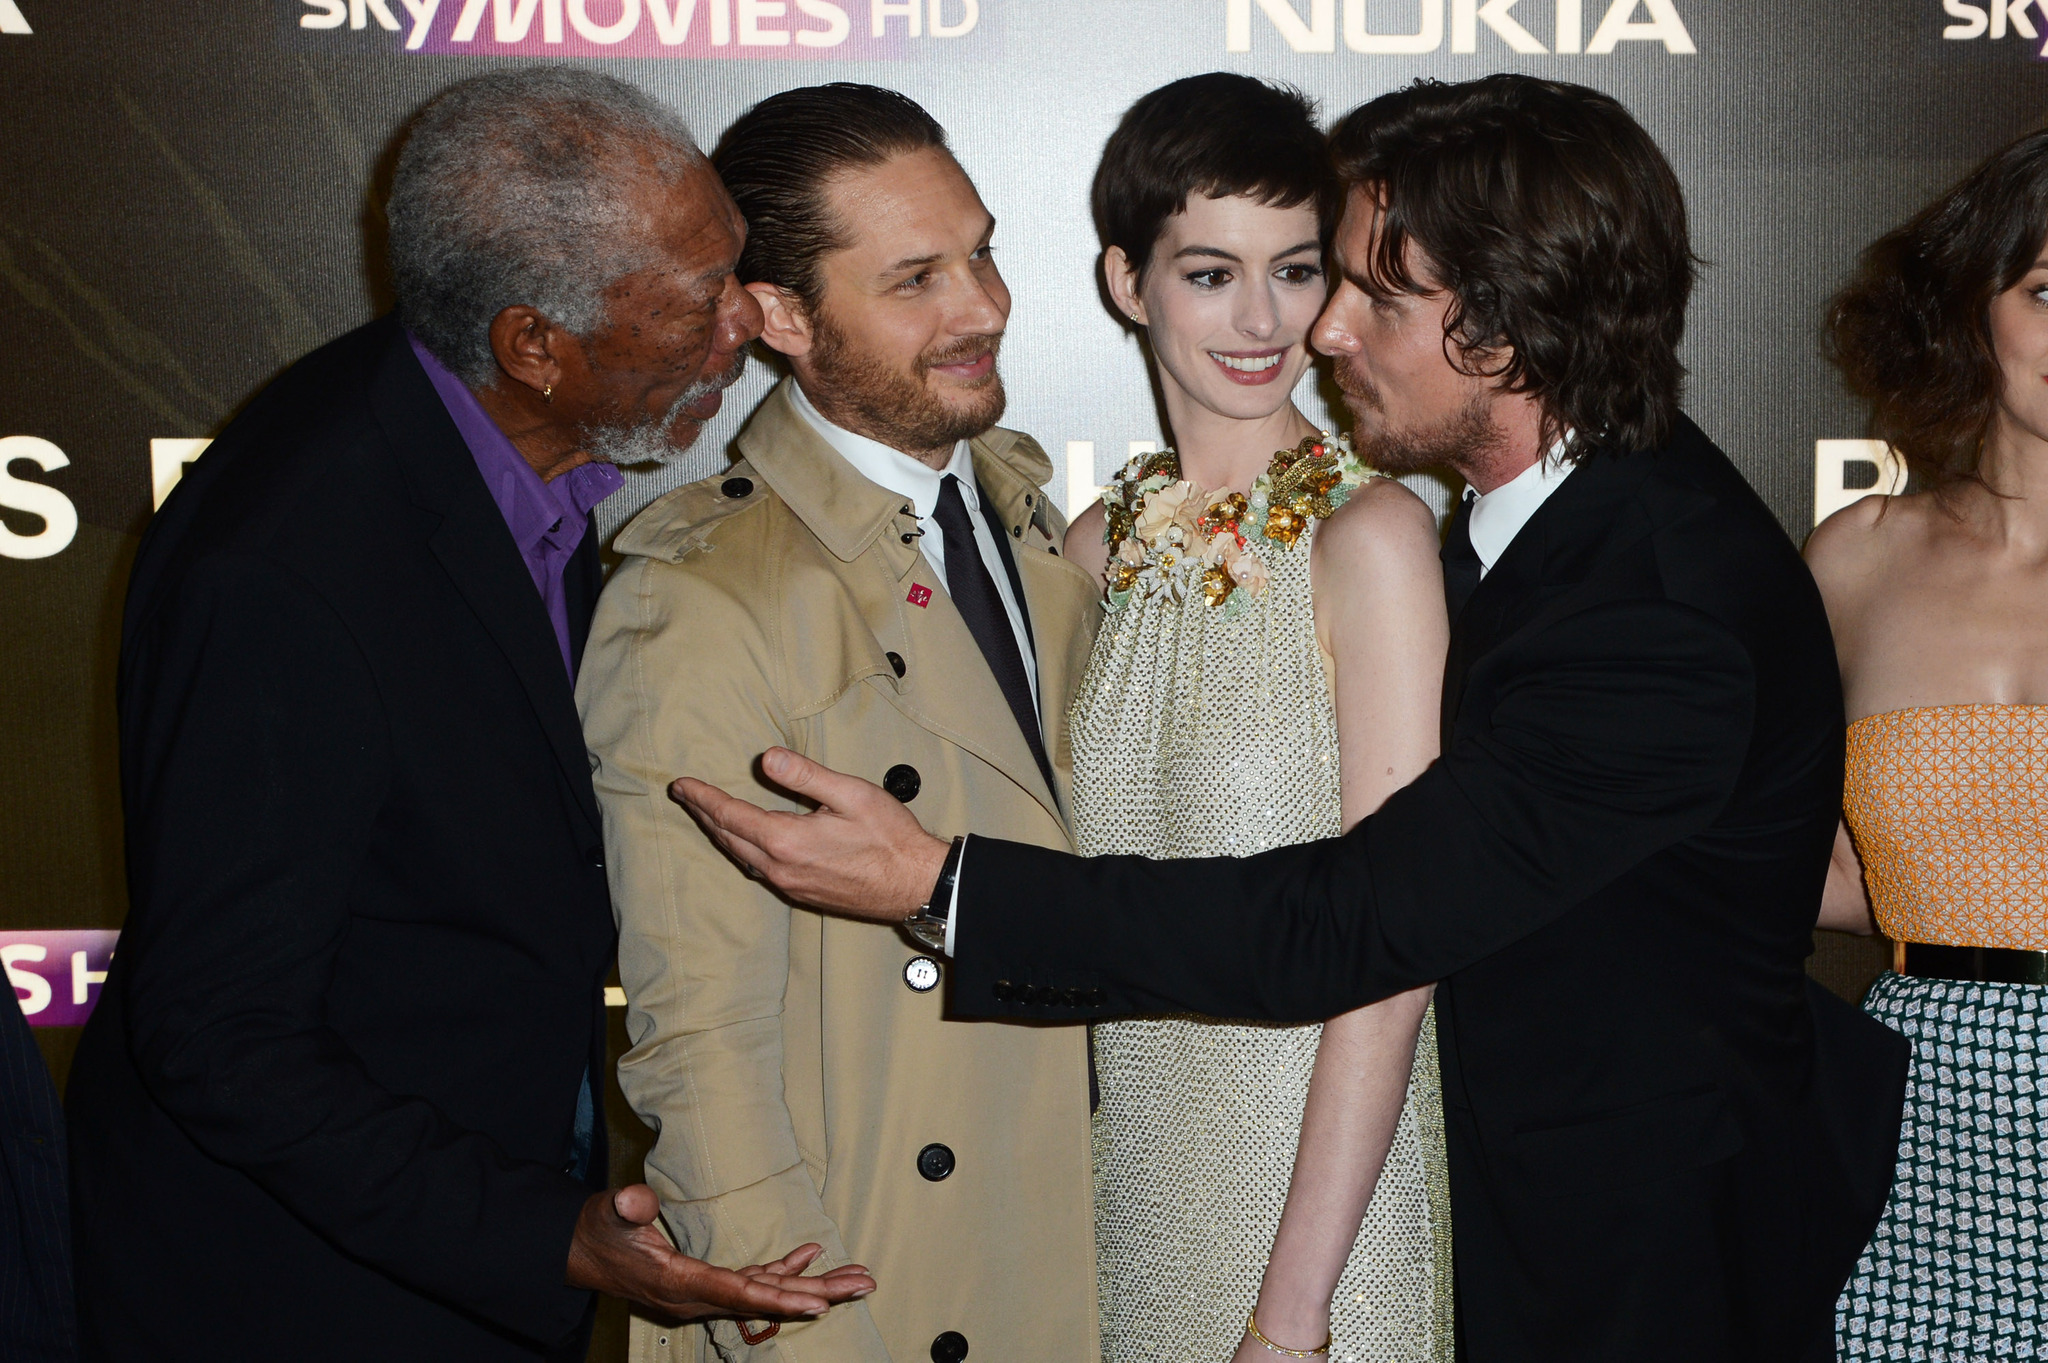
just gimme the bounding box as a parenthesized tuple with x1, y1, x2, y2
(1101, 432, 1371, 620)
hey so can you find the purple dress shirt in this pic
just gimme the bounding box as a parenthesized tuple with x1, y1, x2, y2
(408, 333, 624, 680)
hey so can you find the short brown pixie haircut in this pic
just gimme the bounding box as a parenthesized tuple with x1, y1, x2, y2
(1093, 73, 1340, 281)
(1333, 75, 1697, 461)
(1827, 128, 2048, 498)
(712, 83, 949, 314)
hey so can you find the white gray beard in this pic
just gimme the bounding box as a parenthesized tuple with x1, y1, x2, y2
(579, 369, 727, 467)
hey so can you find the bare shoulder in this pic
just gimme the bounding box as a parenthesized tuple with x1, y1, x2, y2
(1804, 491, 1930, 610)
(1313, 477, 1440, 578)
(1063, 497, 1112, 581)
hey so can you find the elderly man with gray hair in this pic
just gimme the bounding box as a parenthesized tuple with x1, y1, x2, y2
(64, 67, 872, 1363)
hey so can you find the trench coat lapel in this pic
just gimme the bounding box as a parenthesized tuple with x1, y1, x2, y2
(739, 380, 1075, 829)
(971, 439, 1100, 819)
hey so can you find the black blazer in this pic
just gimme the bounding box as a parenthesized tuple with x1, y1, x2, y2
(1, 990, 74, 1362)
(68, 317, 615, 1361)
(950, 419, 1909, 1363)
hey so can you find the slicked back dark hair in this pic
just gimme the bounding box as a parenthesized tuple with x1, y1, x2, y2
(1332, 75, 1697, 461)
(1094, 73, 1339, 280)
(1827, 128, 2048, 500)
(713, 83, 949, 314)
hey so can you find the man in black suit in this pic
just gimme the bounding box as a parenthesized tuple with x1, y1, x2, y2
(67, 68, 870, 1361)
(675, 77, 1910, 1362)
(2, 988, 72, 1362)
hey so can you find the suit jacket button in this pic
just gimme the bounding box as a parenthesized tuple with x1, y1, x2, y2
(883, 764, 921, 802)
(1020, 984, 1045, 1005)
(916, 1142, 955, 1181)
(1088, 988, 1108, 1006)
(720, 476, 753, 499)
(991, 980, 1016, 1002)
(931, 1331, 970, 1363)
(903, 956, 941, 992)
(886, 651, 907, 677)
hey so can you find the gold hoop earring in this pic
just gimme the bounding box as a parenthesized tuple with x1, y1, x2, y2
(542, 382, 553, 403)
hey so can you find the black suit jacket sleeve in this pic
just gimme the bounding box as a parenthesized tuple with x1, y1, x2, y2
(949, 596, 1757, 1023)
(118, 551, 592, 1344)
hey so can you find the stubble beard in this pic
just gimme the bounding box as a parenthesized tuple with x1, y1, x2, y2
(805, 312, 1006, 457)
(1336, 357, 1502, 478)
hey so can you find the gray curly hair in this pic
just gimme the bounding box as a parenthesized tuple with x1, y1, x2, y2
(388, 67, 704, 388)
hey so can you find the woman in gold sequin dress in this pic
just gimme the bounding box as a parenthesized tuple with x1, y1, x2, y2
(1808, 131, 2048, 1359)
(1060, 76, 1452, 1363)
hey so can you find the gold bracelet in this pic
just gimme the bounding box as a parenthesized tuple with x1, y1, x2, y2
(1246, 1310, 1331, 1357)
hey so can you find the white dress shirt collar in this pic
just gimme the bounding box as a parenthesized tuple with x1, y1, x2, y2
(788, 378, 975, 517)
(1465, 437, 1575, 578)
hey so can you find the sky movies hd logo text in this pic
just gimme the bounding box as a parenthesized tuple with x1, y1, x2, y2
(286, 0, 987, 58)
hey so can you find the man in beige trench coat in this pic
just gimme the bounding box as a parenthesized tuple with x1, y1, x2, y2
(578, 85, 1100, 1363)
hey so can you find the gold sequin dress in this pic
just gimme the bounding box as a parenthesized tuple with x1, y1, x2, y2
(1070, 448, 1452, 1363)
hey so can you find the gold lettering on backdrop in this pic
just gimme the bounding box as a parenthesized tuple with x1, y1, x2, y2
(1814, 441, 1906, 528)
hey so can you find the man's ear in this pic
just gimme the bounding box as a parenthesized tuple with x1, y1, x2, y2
(487, 305, 566, 398)
(1103, 246, 1146, 328)
(749, 283, 814, 358)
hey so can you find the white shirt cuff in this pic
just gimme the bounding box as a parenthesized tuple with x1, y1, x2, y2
(942, 838, 964, 958)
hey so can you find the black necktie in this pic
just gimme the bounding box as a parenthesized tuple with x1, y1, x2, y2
(933, 474, 1054, 793)
(1441, 491, 1482, 620)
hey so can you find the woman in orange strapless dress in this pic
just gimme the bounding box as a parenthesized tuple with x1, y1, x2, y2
(1807, 131, 2048, 1361)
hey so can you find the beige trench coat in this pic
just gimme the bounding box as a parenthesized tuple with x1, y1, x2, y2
(578, 380, 1101, 1363)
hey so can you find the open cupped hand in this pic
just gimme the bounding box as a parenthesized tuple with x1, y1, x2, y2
(567, 1183, 875, 1323)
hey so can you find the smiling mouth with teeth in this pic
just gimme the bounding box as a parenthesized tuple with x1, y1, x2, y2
(1209, 352, 1284, 372)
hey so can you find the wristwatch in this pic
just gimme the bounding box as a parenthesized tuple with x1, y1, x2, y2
(902, 836, 966, 953)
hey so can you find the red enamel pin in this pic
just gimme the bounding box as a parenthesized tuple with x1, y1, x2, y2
(907, 584, 933, 608)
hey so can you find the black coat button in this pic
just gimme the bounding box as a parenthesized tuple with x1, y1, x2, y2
(904, 956, 941, 992)
(931, 1331, 970, 1363)
(991, 980, 1017, 1002)
(1087, 988, 1108, 1006)
(883, 764, 921, 802)
(916, 1143, 955, 1181)
(720, 476, 753, 499)
(886, 651, 906, 677)
(1010, 525, 1023, 537)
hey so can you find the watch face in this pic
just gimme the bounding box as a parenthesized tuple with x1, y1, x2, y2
(903, 955, 942, 993)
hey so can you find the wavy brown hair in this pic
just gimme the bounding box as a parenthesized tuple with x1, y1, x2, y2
(1827, 129, 2048, 498)
(1329, 75, 1697, 461)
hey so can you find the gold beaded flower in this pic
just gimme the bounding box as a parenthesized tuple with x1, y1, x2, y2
(1099, 432, 1368, 616)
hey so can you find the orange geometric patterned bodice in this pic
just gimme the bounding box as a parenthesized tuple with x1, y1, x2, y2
(1844, 704, 2048, 950)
